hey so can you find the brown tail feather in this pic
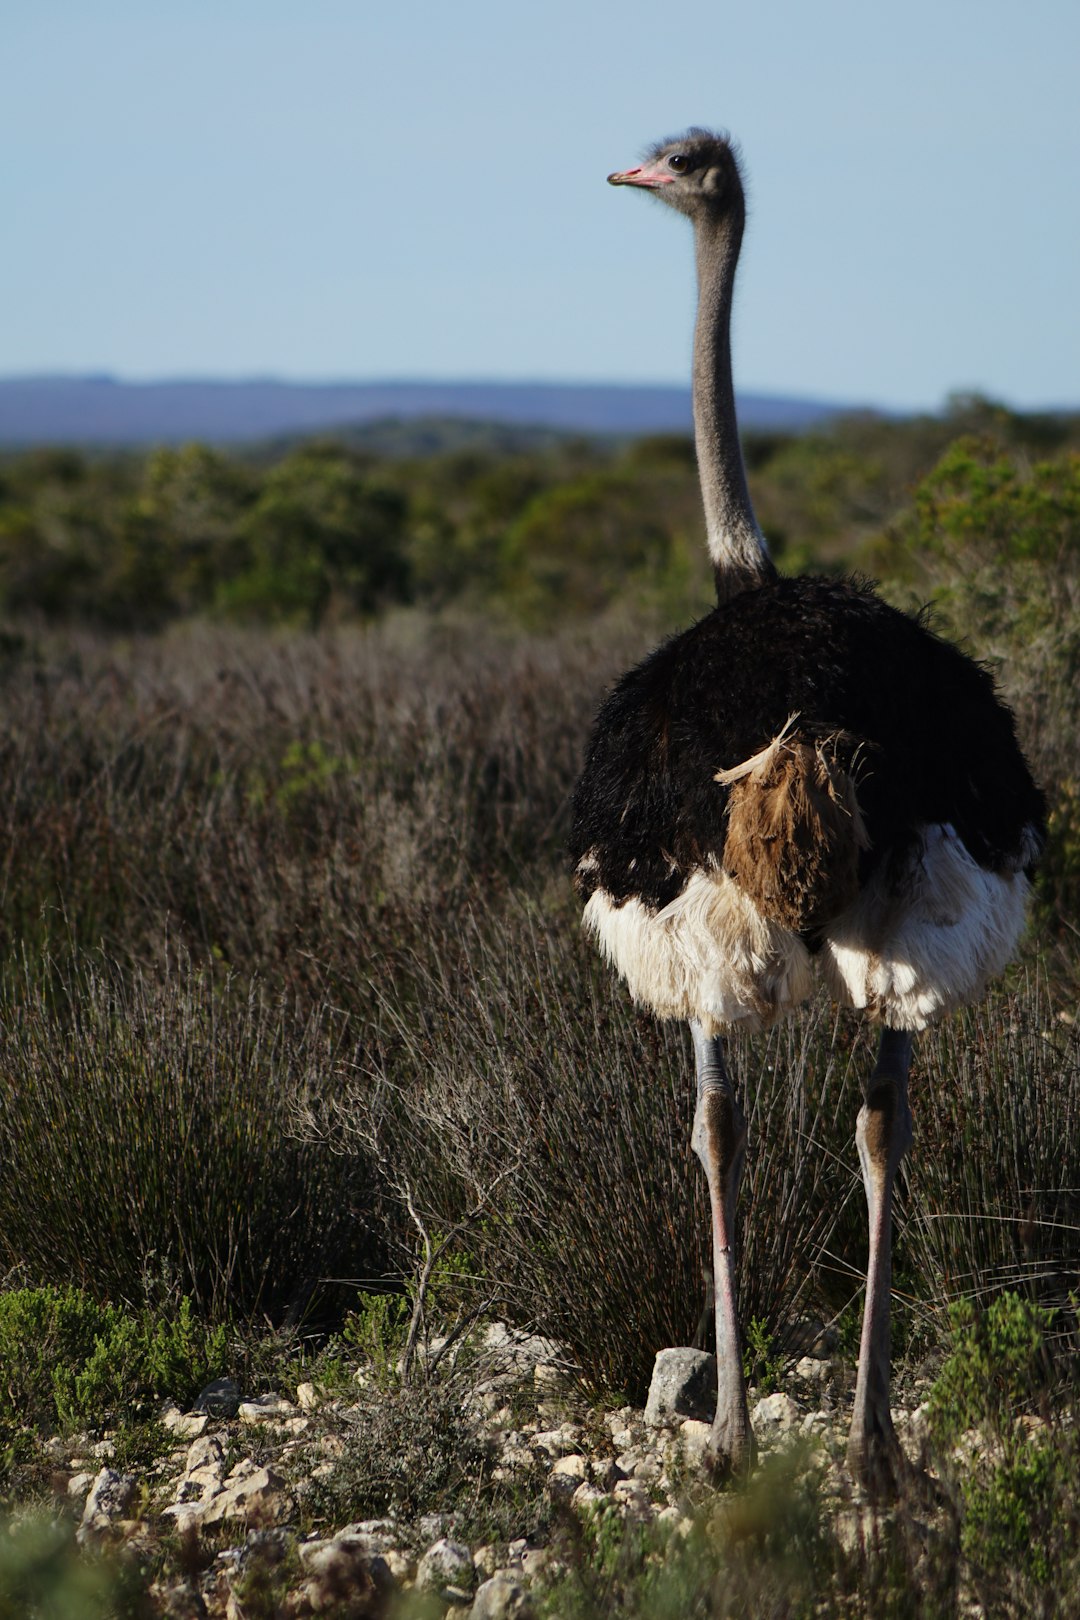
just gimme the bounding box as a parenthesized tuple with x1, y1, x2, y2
(718, 726, 870, 933)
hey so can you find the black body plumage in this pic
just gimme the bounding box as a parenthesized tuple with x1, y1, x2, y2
(581, 125, 1047, 1485)
(570, 575, 1045, 924)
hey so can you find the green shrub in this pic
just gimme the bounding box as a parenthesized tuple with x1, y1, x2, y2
(0, 1285, 227, 1431)
(0, 1512, 151, 1619)
(498, 467, 709, 628)
(961, 1437, 1070, 1588)
(742, 1317, 785, 1392)
(220, 444, 410, 624)
(927, 1293, 1080, 1606)
(538, 1444, 940, 1620)
(927, 1293, 1055, 1445)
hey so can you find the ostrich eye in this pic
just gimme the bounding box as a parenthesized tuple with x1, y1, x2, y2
(668, 153, 690, 172)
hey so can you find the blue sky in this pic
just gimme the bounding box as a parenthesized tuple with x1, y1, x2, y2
(5, 0, 1078, 409)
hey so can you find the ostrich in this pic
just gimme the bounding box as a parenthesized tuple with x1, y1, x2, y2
(569, 129, 1045, 1491)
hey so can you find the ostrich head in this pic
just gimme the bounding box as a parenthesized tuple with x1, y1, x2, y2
(608, 128, 745, 223)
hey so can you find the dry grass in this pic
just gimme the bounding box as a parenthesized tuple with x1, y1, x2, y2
(0, 613, 1075, 1396)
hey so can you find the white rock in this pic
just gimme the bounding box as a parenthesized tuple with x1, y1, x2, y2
(547, 1457, 586, 1501)
(752, 1393, 800, 1432)
(473, 1545, 500, 1579)
(499, 1444, 535, 1472)
(800, 1410, 830, 1436)
(482, 1321, 566, 1373)
(382, 1549, 414, 1581)
(678, 1419, 713, 1465)
(238, 1393, 296, 1422)
(571, 1482, 609, 1511)
(644, 1348, 717, 1427)
(534, 1364, 565, 1395)
(655, 1505, 694, 1538)
(612, 1479, 651, 1517)
(591, 1456, 624, 1490)
(67, 1472, 95, 1502)
(471, 1572, 536, 1618)
(520, 1548, 551, 1583)
(200, 1466, 295, 1527)
(161, 1504, 204, 1534)
(296, 1382, 319, 1410)
(416, 1537, 476, 1602)
(77, 1468, 136, 1541)
(910, 1402, 931, 1437)
(794, 1356, 830, 1383)
(533, 1426, 582, 1457)
(337, 1517, 401, 1549)
(296, 1536, 332, 1567)
(184, 1434, 226, 1477)
(163, 1410, 209, 1440)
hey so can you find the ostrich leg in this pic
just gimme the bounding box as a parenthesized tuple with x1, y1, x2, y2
(690, 1021, 754, 1476)
(848, 1026, 913, 1491)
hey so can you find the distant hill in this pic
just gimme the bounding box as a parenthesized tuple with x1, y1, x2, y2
(0, 376, 870, 448)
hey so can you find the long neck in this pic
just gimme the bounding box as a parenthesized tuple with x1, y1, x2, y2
(692, 210, 775, 602)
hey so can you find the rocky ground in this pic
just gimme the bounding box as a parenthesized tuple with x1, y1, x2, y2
(44, 1321, 951, 1618)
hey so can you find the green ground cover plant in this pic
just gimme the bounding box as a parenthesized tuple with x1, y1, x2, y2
(0, 1286, 228, 1432)
(925, 1294, 1080, 1607)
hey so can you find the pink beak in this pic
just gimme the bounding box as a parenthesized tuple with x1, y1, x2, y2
(607, 164, 675, 190)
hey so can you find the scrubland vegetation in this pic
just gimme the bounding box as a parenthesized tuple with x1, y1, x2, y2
(0, 397, 1078, 1614)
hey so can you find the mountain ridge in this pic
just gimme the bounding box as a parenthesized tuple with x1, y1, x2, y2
(0, 375, 875, 446)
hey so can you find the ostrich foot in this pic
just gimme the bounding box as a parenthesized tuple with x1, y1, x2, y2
(847, 1412, 909, 1497)
(848, 1412, 940, 1504)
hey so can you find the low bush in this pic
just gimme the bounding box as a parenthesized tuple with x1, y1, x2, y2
(307, 1381, 553, 1550)
(0, 1512, 151, 1619)
(927, 1293, 1080, 1610)
(539, 1444, 957, 1620)
(0, 1284, 227, 1432)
